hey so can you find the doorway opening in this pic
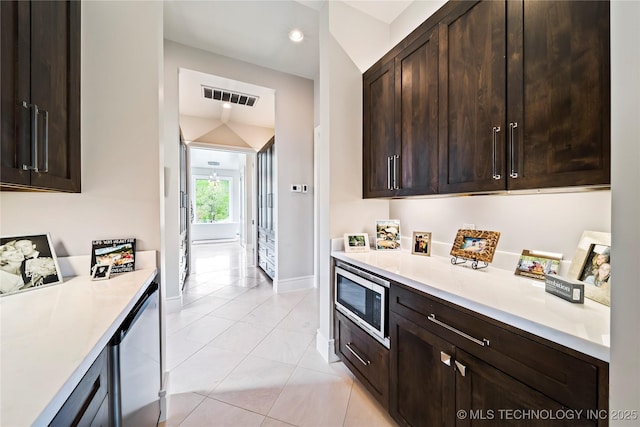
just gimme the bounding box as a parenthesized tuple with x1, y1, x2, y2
(178, 68, 275, 289)
(188, 146, 254, 275)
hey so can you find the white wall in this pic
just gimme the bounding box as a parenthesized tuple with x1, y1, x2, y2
(610, 0, 640, 420)
(390, 191, 611, 261)
(163, 41, 315, 298)
(0, 1, 162, 258)
(315, 2, 390, 361)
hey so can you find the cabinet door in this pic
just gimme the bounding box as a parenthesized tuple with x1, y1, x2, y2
(1, 1, 31, 187)
(28, 1, 81, 192)
(395, 27, 439, 196)
(438, 1, 507, 194)
(363, 60, 396, 198)
(335, 311, 389, 408)
(455, 349, 594, 426)
(390, 312, 456, 427)
(507, 1, 610, 190)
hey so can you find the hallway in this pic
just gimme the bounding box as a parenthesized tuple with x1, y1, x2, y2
(163, 242, 396, 426)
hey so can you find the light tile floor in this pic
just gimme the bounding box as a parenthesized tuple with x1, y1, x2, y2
(162, 242, 397, 427)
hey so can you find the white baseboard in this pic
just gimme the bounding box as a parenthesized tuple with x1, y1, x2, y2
(275, 275, 315, 293)
(316, 328, 339, 363)
(159, 371, 169, 422)
(164, 295, 183, 313)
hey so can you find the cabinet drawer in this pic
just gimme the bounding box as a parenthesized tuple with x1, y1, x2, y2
(50, 347, 108, 427)
(390, 284, 601, 412)
(335, 310, 389, 408)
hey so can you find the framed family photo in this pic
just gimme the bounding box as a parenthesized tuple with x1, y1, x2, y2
(412, 232, 432, 256)
(376, 220, 401, 250)
(91, 238, 136, 275)
(450, 229, 500, 264)
(0, 233, 63, 296)
(567, 231, 611, 306)
(343, 233, 370, 253)
(514, 250, 562, 281)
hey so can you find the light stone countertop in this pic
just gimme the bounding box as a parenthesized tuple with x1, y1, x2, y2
(332, 249, 610, 362)
(0, 254, 157, 427)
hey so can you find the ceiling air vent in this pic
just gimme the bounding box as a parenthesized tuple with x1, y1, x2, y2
(202, 86, 259, 107)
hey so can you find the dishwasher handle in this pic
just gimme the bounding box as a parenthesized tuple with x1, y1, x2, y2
(110, 282, 158, 345)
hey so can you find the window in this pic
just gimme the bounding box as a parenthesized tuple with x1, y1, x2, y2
(193, 175, 231, 223)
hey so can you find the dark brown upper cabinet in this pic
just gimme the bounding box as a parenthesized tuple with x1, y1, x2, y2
(363, 27, 440, 198)
(1, 1, 81, 192)
(363, 59, 396, 198)
(438, 0, 610, 194)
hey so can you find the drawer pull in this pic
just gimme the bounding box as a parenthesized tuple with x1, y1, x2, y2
(428, 314, 490, 347)
(346, 342, 371, 366)
(440, 351, 451, 366)
(455, 360, 467, 377)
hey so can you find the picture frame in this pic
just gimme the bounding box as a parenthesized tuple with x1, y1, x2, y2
(343, 233, 370, 253)
(376, 220, 401, 250)
(91, 238, 136, 275)
(450, 229, 500, 264)
(0, 233, 63, 296)
(514, 249, 562, 281)
(567, 231, 611, 306)
(91, 264, 112, 281)
(411, 232, 432, 256)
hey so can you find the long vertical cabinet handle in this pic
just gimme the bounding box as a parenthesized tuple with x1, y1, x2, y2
(491, 126, 501, 180)
(387, 156, 392, 190)
(393, 155, 400, 190)
(39, 109, 49, 173)
(509, 122, 518, 178)
(22, 102, 38, 171)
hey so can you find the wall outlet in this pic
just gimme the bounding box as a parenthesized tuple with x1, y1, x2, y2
(463, 223, 476, 230)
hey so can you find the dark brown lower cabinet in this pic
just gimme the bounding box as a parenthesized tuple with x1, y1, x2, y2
(50, 347, 108, 427)
(389, 312, 455, 426)
(334, 310, 389, 408)
(388, 283, 608, 427)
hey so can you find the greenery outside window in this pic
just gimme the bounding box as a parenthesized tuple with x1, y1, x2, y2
(194, 175, 232, 223)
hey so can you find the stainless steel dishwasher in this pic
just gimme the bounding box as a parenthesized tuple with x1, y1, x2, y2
(108, 282, 160, 426)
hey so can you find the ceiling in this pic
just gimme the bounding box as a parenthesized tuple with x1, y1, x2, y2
(165, 0, 413, 166)
(164, 0, 414, 80)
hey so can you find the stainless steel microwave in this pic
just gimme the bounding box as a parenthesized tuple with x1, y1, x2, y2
(335, 262, 390, 348)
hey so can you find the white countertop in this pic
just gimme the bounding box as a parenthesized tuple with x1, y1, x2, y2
(0, 263, 157, 427)
(332, 250, 610, 362)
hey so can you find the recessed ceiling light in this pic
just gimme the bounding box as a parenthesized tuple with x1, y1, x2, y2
(222, 102, 232, 109)
(289, 29, 304, 43)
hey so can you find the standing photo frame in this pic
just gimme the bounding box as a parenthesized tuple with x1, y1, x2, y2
(343, 233, 370, 253)
(514, 250, 562, 281)
(450, 229, 500, 269)
(567, 231, 611, 306)
(411, 232, 432, 256)
(91, 238, 136, 275)
(376, 220, 401, 250)
(0, 233, 63, 296)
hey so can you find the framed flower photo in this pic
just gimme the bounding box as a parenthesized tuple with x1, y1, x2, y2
(0, 233, 63, 296)
(343, 233, 370, 253)
(567, 231, 611, 306)
(376, 220, 401, 250)
(412, 232, 432, 256)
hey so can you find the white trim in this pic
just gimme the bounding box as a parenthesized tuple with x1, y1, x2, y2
(164, 295, 183, 313)
(158, 371, 169, 422)
(316, 328, 339, 363)
(274, 275, 315, 293)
